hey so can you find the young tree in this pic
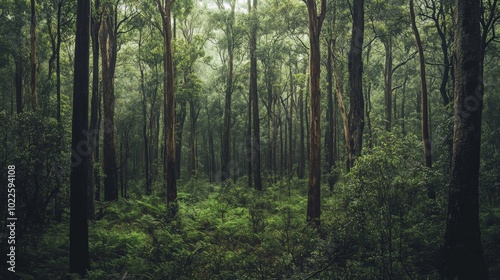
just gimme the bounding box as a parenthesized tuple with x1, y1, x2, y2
(443, 0, 488, 278)
(69, 0, 90, 275)
(304, 0, 326, 226)
(410, 0, 432, 180)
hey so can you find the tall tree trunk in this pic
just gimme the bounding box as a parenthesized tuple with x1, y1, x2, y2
(332, 42, 351, 171)
(410, 0, 433, 188)
(298, 74, 305, 179)
(139, 33, 152, 194)
(30, 0, 37, 111)
(325, 37, 335, 190)
(249, 0, 261, 190)
(188, 100, 198, 178)
(347, 0, 364, 168)
(56, 0, 63, 122)
(305, 0, 326, 227)
(70, 0, 90, 275)
(88, 0, 100, 218)
(444, 0, 487, 277)
(221, 24, 234, 182)
(100, 4, 118, 201)
(175, 101, 187, 179)
(384, 37, 393, 132)
(158, 0, 177, 211)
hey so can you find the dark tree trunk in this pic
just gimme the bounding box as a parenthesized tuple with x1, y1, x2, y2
(100, 3, 118, 201)
(410, 0, 433, 184)
(444, 0, 487, 278)
(158, 0, 177, 211)
(30, 0, 37, 111)
(88, 0, 100, 218)
(347, 0, 364, 168)
(70, 0, 90, 275)
(305, 0, 326, 227)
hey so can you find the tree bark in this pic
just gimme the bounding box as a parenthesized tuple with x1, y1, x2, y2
(347, 0, 364, 168)
(383, 37, 393, 132)
(305, 0, 326, 227)
(158, 0, 177, 210)
(410, 0, 433, 181)
(70, 0, 90, 275)
(249, 0, 262, 190)
(100, 3, 118, 201)
(30, 0, 37, 111)
(325, 37, 336, 190)
(444, 0, 487, 278)
(221, 1, 236, 183)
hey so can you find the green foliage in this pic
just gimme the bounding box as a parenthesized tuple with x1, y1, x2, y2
(325, 132, 446, 279)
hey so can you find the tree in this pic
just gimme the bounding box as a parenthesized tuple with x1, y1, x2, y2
(249, 0, 262, 191)
(304, 0, 326, 226)
(157, 0, 177, 211)
(69, 0, 90, 275)
(347, 0, 364, 168)
(410, 0, 432, 180)
(100, 0, 137, 201)
(443, 0, 488, 278)
(30, 0, 37, 111)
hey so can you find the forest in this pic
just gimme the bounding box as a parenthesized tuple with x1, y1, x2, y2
(0, 0, 499, 279)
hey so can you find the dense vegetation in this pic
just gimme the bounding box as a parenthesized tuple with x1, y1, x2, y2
(1, 0, 500, 279)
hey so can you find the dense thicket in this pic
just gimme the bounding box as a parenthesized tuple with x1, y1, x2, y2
(0, 0, 499, 278)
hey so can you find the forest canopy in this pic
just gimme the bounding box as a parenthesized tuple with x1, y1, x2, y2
(0, 0, 499, 279)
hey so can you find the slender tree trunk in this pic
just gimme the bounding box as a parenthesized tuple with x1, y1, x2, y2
(249, 0, 261, 190)
(444, 0, 487, 277)
(56, 0, 63, 122)
(305, 0, 326, 227)
(175, 101, 186, 179)
(347, 0, 364, 168)
(384, 37, 393, 132)
(158, 0, 177, 210)
(410, 0, 433, 188)
(332, 43, 350, 171)
(70, 0, 90, 275)
(325, 37, 335, 190)
(30, 0, 37, 111)
(298, 74, 305, 179)
(88, 0, 100, 218)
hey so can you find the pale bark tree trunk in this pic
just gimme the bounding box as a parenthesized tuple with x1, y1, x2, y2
(305, 0, 326, 226)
